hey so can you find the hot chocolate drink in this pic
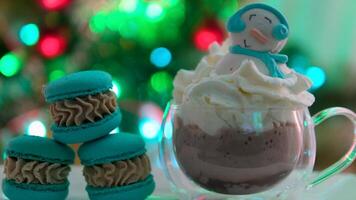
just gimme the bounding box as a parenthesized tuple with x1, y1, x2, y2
(171, 3, 315, 196)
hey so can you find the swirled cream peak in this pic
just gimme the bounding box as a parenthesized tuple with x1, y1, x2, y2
(83, 154, 151, 188)
(4, 157, 70, 184)
(49, 91, 117, 126)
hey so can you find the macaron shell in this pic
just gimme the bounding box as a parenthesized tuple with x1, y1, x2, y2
(44, 70, 113, 103)
(86, 175, 155, 200)
(78, 132, 146, 166)
(6, 135, 74, 164)
(2, 180, 69, 200)
(52, 109, 121, 144)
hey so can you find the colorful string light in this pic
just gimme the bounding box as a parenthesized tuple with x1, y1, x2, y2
(112, 80, 122, 98)
(139, 118, 160, 139)
(49, 69, 66, 81)
(146, 3, 164, 20)
(150, 47, 172, 68)
(150, 71, 173, 93)
(38, 34, 67, 58)
(89, 0, 185, 46)
(19, 23, 40, 46)
(26, 120, 47, 137)
(39, 0, 71, 11)
(0, 52, 22, 77)
(306, 66, 326, 90)
(194, 27, 224, 51)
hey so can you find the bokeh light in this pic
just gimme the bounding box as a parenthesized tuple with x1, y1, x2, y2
(194, 27, 224, 51)
(39, 0, 71, 11)
(19, 23, 40, 46)
(38, 34, 67, 58)
(139, 103, 163, 124)
(150, 71, 173, 93)
(0, 52, 22, 77)
(139, 118, 160, 139)
(89, 12, 107, 33)
(26, 120, 47, 137)
(119, 0, 137, 13)
(89, 0, 185, 46)
(150, 47, 172, 68)
(146, 3, 164, 20)
(306, 66, 326, 90)
(112, 80, 122, 98)
(49, 69, 65, 81)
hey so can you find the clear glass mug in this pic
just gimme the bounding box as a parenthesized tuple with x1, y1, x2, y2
(158, 102, 356, 200)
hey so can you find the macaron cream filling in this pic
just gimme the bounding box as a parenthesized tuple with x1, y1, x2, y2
(49, 91, 117, 127)
(83, 154, 151, 187)
(4, 157, 70, 185)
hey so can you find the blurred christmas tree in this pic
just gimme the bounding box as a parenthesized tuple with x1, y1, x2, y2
(0, 0, 241, 144)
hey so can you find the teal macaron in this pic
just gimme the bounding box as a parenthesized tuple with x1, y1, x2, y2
(44, 70, 121, 144)
(2, 135, 75, 200)
(78, 133, 155, 200)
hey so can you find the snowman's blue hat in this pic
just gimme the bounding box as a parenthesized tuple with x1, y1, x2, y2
(227, 3, 289, 40)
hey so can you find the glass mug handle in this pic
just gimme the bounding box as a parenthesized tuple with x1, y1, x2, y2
(307, 107, 356, 189)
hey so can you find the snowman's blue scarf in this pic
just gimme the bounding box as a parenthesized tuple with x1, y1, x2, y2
(229, 45, 288, 78)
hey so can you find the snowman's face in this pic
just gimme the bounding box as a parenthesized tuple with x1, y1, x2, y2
(230, 8, 287, 53)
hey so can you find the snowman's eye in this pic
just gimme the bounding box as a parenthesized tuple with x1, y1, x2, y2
(264, 17, 272, 24)
(249, 14, 257, 21)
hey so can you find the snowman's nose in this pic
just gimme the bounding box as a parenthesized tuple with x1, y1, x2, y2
(250, 28, 268, 44)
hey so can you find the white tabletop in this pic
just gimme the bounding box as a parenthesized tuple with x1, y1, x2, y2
(1, 165, 356, 200)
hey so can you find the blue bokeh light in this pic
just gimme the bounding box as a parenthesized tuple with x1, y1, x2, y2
(19, 23, 40, 46)
(306, 66, 326, 90)
(150, 47, 172, 68)
(139, 118, 160, 139)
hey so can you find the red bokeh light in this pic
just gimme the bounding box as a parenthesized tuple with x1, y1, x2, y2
(38, 34, 67, 58)
(39, 0, 71, 11)
(194, 27, 224, 51)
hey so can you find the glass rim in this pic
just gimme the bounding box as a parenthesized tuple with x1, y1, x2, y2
(169, 102, 308, 111)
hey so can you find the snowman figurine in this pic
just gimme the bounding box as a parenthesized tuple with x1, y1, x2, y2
(215, 3, 290, 78)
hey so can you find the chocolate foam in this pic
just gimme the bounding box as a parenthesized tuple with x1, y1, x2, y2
(83, 154, 151, 187)
(49, 91, 117, 126)
(4, 157, 70, 184)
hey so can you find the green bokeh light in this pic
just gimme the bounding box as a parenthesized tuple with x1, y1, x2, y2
(150, 71, 173, 93)
(0, 53, 22, 77)
(90, 0, 185, 46)
(19, 23, 40, 46)
(49, 70, 66, 81)
(89, 12, 107, 33)
(106, 11, 123, 31)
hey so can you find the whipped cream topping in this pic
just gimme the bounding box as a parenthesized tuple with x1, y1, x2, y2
(173, 40, 315, 135)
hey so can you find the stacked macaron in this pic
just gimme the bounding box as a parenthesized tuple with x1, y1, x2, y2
(43, 70, 155, 199)
(79, 133, 155, 200)
(2, 70, 155, 200)
(44, 70, 122, 144)
(2, 135, 75, 200)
